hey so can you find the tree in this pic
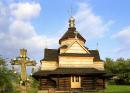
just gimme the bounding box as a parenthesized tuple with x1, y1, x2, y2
(104, 58, 114, 72)
(0, 56, 19, 93)
(105, 57, 130, 85)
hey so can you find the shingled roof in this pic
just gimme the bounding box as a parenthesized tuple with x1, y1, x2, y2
(33, 68, 106, 77)
(60, 45, 68, 49)
(59, 27, 86, 44)
(89, 50, 101, 61)
(41, 49, 58, 61)
(41, 49, 101, 62)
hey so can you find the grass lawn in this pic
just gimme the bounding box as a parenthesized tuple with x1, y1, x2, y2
(3, 85, 130, 93)
(26, 85, 130, 93)
(99, 85, 130, 93)
(27, 87, 38, 93)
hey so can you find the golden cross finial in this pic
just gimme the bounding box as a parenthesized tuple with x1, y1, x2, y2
(68, 4, 73, 17)
(69, 16, 75, 28)
(68, 4, 75, 28)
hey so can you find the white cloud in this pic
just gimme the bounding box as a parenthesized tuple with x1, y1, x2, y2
(74, 3, 114, 39)
(113, 26, 130, 45)
(9, 20, 37, 39)
(0, 1, 57, 60)
(0, 2, 10, 32)
(10, 2, 41, 20)
(113, 26, 130, 54)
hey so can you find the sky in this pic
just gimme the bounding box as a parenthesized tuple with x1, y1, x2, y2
(0, 0, 130, 68)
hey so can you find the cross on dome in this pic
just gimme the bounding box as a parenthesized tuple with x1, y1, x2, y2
(69, 16, 75, 28)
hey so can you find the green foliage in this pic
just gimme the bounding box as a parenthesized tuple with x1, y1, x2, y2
(26, 77, 38, 93)
(105, 57, 130, 84)
(0, 56, 20, 93)
(0, 55, 38, 93)
(0, 56, 6, 66)
(31, 77, 39, 88)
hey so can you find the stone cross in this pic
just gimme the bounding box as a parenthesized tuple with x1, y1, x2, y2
(11, 49, 36, 82)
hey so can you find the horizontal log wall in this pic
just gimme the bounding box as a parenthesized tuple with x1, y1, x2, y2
(41, 61, 58, 70)
(96, 78, 105, 89)
(81, 76, 105, 91)
(39, 78, 56, 90)
(57, 77, 70, 91)
(81, 77, 94, 90)
(39, 76, 105, 91)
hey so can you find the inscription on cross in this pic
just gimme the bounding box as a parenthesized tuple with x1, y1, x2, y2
(11, 48, 36, 82)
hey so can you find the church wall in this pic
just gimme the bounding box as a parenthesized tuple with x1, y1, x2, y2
(39, 76, 105, 92)
(96, 78, 105, 89)
(57, 77, 70, 90)
(60, 38, 84, 47)
(93, 62, 104, 70)
(81, 76, 95, 90)
(81, 76, 105, 90)
(41, 61, 58, 70)
(59, 56, 94, 68)
(59, 48, 66, 54)
(39, 78, 56, 90)
(59, 56, 104, 70)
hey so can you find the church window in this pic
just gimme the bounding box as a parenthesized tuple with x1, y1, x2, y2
(71, 76, 81, 88)
(72, 76, 75, 82)
(71, 76, 80, 82)
(76, 76, 79, 82)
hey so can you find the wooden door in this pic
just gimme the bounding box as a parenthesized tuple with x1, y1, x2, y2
(71, 76, 81, 88)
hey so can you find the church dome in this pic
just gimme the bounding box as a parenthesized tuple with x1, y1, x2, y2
(59, 17, 86, 44)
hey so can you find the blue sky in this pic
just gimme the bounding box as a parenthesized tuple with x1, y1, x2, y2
(0, 0, 130, 65)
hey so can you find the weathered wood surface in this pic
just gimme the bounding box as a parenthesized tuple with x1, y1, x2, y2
(39, 76, 105, 92)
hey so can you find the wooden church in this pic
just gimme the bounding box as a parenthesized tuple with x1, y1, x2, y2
(33, 16, 107, 93)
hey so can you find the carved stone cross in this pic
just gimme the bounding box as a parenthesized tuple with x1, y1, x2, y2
(11, 49, 36, 82)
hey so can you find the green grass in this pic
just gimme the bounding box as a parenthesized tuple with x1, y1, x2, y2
(26, 85, 130, 93)
(99, 85, 130, 93)
(27, 87, 38, 93)
(3, 85, 130, 93)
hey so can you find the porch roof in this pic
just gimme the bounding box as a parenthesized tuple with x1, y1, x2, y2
(33, 68, 106, 77)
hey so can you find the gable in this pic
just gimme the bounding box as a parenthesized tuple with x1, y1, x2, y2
(65, 41, 89, 54)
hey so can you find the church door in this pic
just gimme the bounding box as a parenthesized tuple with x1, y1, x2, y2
(71, 76, 81, 88)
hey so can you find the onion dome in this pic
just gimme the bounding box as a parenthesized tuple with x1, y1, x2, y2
(59, 16, 86, 44)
